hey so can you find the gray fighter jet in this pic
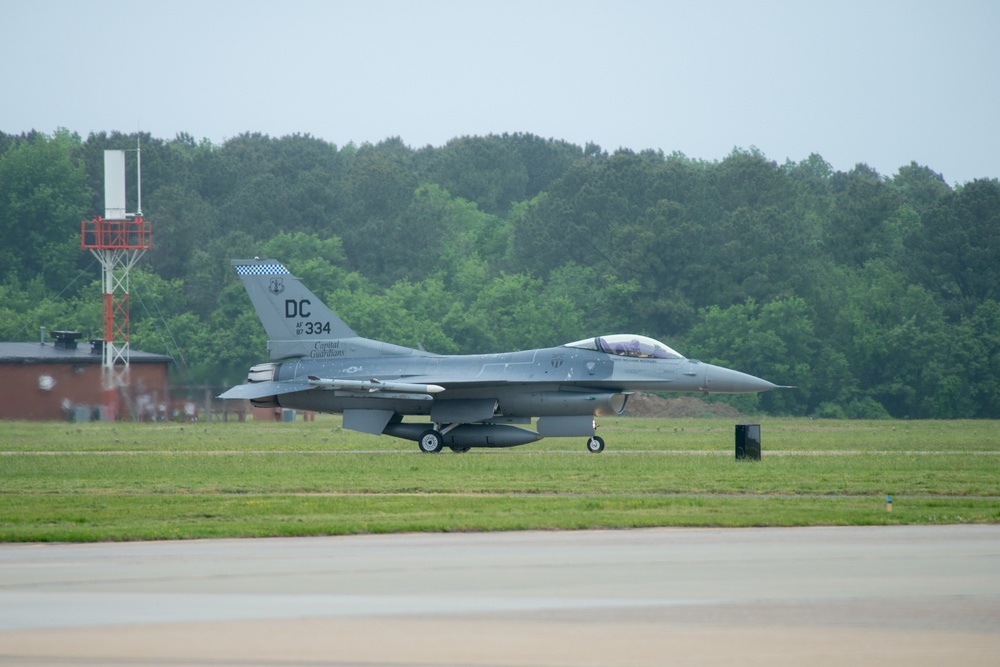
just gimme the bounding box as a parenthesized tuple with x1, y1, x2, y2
(220, 259, 786, 453)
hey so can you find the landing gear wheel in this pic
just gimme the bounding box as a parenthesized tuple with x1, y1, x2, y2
(449, 446, 471, 453)
(418, 429, 444, 453)
(586, 435, 605, 453)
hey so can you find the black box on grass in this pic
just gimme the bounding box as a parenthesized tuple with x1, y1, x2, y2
(736, 424, 761, 461)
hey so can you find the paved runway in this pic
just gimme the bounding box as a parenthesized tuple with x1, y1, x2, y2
(1, 525, 998, 666)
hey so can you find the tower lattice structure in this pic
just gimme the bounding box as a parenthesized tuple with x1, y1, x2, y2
(81, 216, 151, 417)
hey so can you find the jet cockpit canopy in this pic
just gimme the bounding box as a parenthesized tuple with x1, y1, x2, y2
(564, 334, 684, 360)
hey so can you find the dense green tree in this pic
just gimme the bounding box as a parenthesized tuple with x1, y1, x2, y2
(542, 262, 641, 338)
(144, 184, 215, 280)
(907, 178, 1000, 317)
(505, 133, 583, 199)
(824, 164, 901, 266)
(440, 272, 579, 352)
(423, 133, 582, 216)
(0, 129, 89, 292)
(183, 230, 260, 319)
(426, 135, 529, 215)
(338, 139, 419, 281)
(783, 153, 834, 196)
(952, 300, 1000, 418)
(836, 260, 951, 418)
(511, 149, 678, 279)
(889, 161, 951, 214)
(686, 297, 824, 415)
(405, 184, 511, 283)
(711, 147, 795, 212)
(612, 198, 699, 334)
(327, 277, 457, 354)
(2, 129, 997, 418)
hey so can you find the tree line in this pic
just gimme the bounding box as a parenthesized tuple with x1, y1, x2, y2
(1, 129, 998, 418)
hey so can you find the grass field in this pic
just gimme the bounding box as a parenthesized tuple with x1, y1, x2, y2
(1, 416, 998, 541)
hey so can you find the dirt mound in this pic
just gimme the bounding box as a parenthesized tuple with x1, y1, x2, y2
(624, 393, 744, 419)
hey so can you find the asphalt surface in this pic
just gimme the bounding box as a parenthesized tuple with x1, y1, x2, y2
(1, 525, 997, 666)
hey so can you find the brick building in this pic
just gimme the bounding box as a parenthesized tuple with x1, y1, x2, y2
(0, 331, 171, 421)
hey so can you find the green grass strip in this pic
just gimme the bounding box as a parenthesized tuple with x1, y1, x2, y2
(0, 417, 997, 541)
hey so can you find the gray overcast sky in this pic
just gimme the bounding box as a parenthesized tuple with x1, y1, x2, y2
(3, 0, 997, 184)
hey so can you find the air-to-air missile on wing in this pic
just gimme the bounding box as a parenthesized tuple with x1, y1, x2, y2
(220, 259, 787, 453)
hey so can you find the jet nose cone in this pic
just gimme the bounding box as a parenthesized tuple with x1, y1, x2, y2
(705, 364, 781, 393)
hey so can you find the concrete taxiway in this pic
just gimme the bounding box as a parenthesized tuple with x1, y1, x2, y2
(1, 525, 998, 666)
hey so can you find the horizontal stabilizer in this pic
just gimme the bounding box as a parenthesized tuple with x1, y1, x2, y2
(217, 380, 314, 400)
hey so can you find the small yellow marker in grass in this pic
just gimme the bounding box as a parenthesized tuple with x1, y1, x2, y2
(886, 495, 893, 512)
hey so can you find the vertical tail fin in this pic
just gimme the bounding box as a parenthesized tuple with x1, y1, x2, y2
(233, 259, 356, 359)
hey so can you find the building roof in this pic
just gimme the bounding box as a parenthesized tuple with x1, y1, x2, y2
(0, 342, 172, 365)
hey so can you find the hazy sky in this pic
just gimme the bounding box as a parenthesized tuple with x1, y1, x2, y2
(3, 0, 997, 184)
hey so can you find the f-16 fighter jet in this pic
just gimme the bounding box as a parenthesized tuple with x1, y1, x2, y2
(220, 259, 785, 453)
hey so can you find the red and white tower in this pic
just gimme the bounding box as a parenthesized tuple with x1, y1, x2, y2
(80, 145, 151, 419)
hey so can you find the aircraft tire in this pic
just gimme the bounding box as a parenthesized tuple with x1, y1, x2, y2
(586, 435, 605, 453)
(418, 429, 444, 453)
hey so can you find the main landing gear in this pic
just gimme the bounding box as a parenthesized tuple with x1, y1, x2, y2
(417, 425, 470, 453)
(416, 425, 606, 453)
(418, 429, 444, 453)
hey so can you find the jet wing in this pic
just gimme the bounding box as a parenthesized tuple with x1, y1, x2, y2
(305, 376, 445, 394)
(219, 376, 446, 400)
(390, 374, 518, 390)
